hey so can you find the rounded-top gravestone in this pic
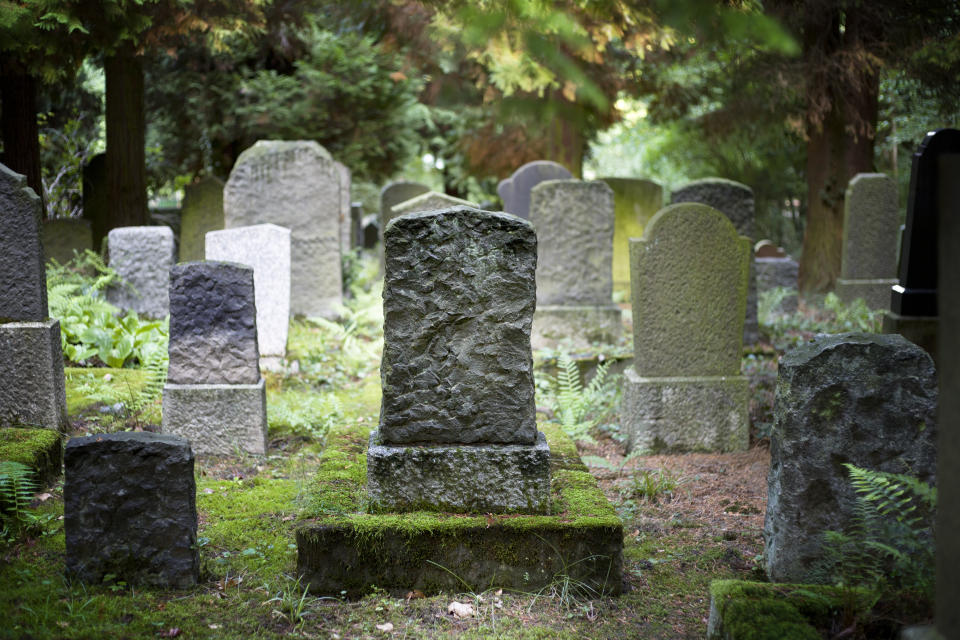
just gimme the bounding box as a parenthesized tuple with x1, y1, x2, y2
(497, 161, 573, 219)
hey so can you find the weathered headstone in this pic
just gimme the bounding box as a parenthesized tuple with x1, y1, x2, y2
(162, 261, 267, 455)
(620, 203, 750, 453)
(224, 140, 341, 318)
(390, 190, 477, 218)
(335, 161, 351, 254)
(756, 256, 799, 315)
(599, 177, 664, 301)
(41, 219, 93, 265)
(81, 153, 108, 250)
(0, 163, 68, 431)
(178, 176, 225, 262)
(105, 226, 175, 319)
(672, 178, 759, 345)
(529, 180, 621, 349)
(836, 173, 899, 309)
(763, 333, 938, 583)
(379, 180, 430, 229)
(65, 432, 199, 588)
(367, 206, 550, 513)
(205, 224, 291, 369)
(497, 161, 573, 219)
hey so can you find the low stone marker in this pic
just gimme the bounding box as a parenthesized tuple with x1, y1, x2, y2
(529, 180, 621, 349)
(64, 432, 199, 588)
(756, 255, 799, 315)
(205, 224, 291, 369)
(162, 261, 267, 455)
(599, 177, 664, 301)
(41, 219, 93, 265)
(105, 226, 175, 318)
(178, 176, 225, 262)
(497, 160, 573, 219)
(0, 162, 68, 431)
(763, 333, 938, 584)
(620, 203, 750, 453)
(390, 190, 477, 217)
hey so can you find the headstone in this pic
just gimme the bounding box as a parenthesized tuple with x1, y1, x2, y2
(754, 239, 786, 258)
(81, 153, 107, 250)
(599, 177, 664, 301)
(756, 256, 799, 315)
(367, 206, 550, 513)
(178, 176, 225, 262)
(671, 178, 759, 346)
(497, 160, 573, 219)
(205, 224, 291, 369)
(379, 180, 430, 229)
(105, 226, 175, 319)
(335, 161, 351, 253)
(836, 173, 899, 309)
(162, 261, 267, 455)
(529, 180, 622, 349)
(41, 219, 93, 265)
(763, 333, 937, 583)
(350, 202, 364, 248)
(65, 432, 199, 588)
(361, 214, 379, 249)
(620, 203, 750, 453)
(0, 163, 68, 431)
(224, 140, 341, 318)
(390, 191, 477, 217)
(882, 128, 960, 365)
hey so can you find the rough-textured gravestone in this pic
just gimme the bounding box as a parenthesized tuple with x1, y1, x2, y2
(224, 140, 341, 318)
(672, 178, 758, 345)
(162, 261, 267, 455)
(620, 203, 750, 453)
(390, 191, 477, 217)
(336, 161, 351, 254)
(836, 173, 899, 309)
(105, 226, 175, 318)
(529, 180, 621, 349)
(497, 161, 573, 219)
(368, 206, 550, 513)
(41, 219, 93, 265)
(599, 177, 664, 301)
(205, 224, 291, 369)
(763, 333, 938, 584)
(178, 176, 225, 262)
(64, 432, 198, 588)
(756, 256, 799, 315)
(0, 163, 68, 431)
(81, 153, 108, 250)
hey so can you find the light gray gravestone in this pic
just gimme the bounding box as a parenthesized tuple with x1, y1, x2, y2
(105, 226, 175, 318)
(367, 206, 550, 514)
(620, 203, 750, 453)
(335, 161, 351, 254)
(529, 180, 622, 349)
(41, 219, 93, 265)
(0, 162, 68, 431)
(497, 160, 573, 220)
(178, 176, 225, 263)
(224, 140, 341, 318)
(205, 224, 291, 369)
(161, 261, 267, 455)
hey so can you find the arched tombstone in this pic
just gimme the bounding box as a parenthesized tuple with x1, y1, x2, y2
(497, 161, 572, 219)
(599, 177, 664, 301)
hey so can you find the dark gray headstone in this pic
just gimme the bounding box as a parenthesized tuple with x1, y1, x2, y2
(81, 153, 107, 249)
(64, 432, 199, 588)
(0, 162, 47, 322)
(756, 256, 799, 314)
(361, 215, 379, 249)
(497, 161, 573, 219)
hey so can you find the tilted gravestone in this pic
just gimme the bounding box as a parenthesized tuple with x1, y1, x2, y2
(205, 224, 291, 369)
(497, 161, 573, 220)
(620, 203, 750, 453)
(224, 140, 341, 318)
(599, 177, 664, 301)
(0, 163, 68, 431)
(335, 161, 351, 254)
(41, 219, 93, 265)
(836, 173, 899, 309)
(178, 176, 225, 263)
(763, 333, 937, 583)
(105, 226, 175, 319)
(162, 261, 267, 455)
(367, 206, 550, 513)
(390, 191, 477, 218)
(65, 432, 199, 588)
(529, 180, 621, 349)
(671, 178, 759, 346)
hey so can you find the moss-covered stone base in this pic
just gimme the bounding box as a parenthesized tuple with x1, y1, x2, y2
(0, 427, 63, 488)
(296, 422, 623, 597)
(707, 580, 847, 640)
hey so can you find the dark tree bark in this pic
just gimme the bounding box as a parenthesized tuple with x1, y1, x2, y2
(105, 42, 148, 229)
(0, 68, 45, 212)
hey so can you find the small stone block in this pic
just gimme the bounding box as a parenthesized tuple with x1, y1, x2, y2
(366, 430, 551, 514)
(64, 432, 198, 588)
(161, 379, 267, 455)
(0, 319, 68, 431)
(531, 304, 623, 351)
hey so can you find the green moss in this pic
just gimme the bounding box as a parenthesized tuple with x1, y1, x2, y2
(709, 580, 850, 640)
(0, 427, 60, 466)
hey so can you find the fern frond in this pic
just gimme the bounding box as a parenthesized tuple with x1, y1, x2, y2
(0, 461, 37, 524)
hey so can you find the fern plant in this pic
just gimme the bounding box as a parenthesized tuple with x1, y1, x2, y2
(0, 461, 38, 544)
(549, 353, 613, 444)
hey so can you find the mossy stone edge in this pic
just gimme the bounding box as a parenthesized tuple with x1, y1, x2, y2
(0, 427, 63, 488)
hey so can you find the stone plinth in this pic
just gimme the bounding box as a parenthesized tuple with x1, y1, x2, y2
(162, 380, 267, 456)
(497, 160, 572, 220)
(599, 177, 664, 301)
(0, 320, 68, 431)
(106, 226, 175, 318)
(179, 176, 225, 262)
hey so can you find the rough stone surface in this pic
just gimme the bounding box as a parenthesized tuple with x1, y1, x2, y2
(600, 177, 664, 301)
(0, 320, 68, 431)
(179, 176, 225, 262)
(64, 432, 198, 588)
(223, 140, 341, 318)
(390, 191, 477, 217)
(531, 305, 623, 351)
(106, 226, 175, 318)
(763, 333, 938, 584)
(81, 153, 108, 249)
(380, 207, 537, 445)
(167, 261, 259, 385)
(336, 162, 351, 254)
(205, 224, 290, 365)
(0, 163, 47, 322)
(756, 257, 799, 314)
(630, 203, 750, 377)
(367, 430, 551, 513)
(531, 180, 615, 306)
(497, 161, 573, 220)
(162, 379, 267, 455)
(379, 180, 430, 228)
(41, 219, 93, 266)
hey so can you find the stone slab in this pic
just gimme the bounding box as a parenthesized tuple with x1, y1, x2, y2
(106, 226, 175, 319)
(179, 176, 225, 262)
(756, 256, 799, 314)
(600, 177, 664, 301)
(841, 173, 899, 282)
(41, 219, 93, 266)
(64, 432, 198, 588)
(497, 160, 572, 220)
(530, 304, 623, 351)
(366, 429, 551, 514)
(621, 367, 749, 454)
(0, 162, 47, 322)
(161, 379, 267, 456)
(0, 320, 68, 431)
(836, 277, 899, 310)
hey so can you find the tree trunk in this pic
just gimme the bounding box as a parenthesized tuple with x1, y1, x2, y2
(544, 114, 584, 178)
(105, 43, 148, 229)
(0, 69, 45, 212)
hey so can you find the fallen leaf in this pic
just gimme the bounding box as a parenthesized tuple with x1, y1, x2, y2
(203, 488, 214, 494)
(36, 493, 53, 502)
(447, 602, 474, 618)
(158, 628, 180, 637)
(494, 589, 502, 596)
(375, 622, 394, 632)
(405, 590, 425, 600)
(208, 624, 220, 629)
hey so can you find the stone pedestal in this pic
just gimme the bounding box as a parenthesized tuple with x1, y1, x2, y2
(531, 305, 622, 351)
(0, 320, 68, 431)
(162, 379, 267, 456)
(836, 278, 898, 310)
